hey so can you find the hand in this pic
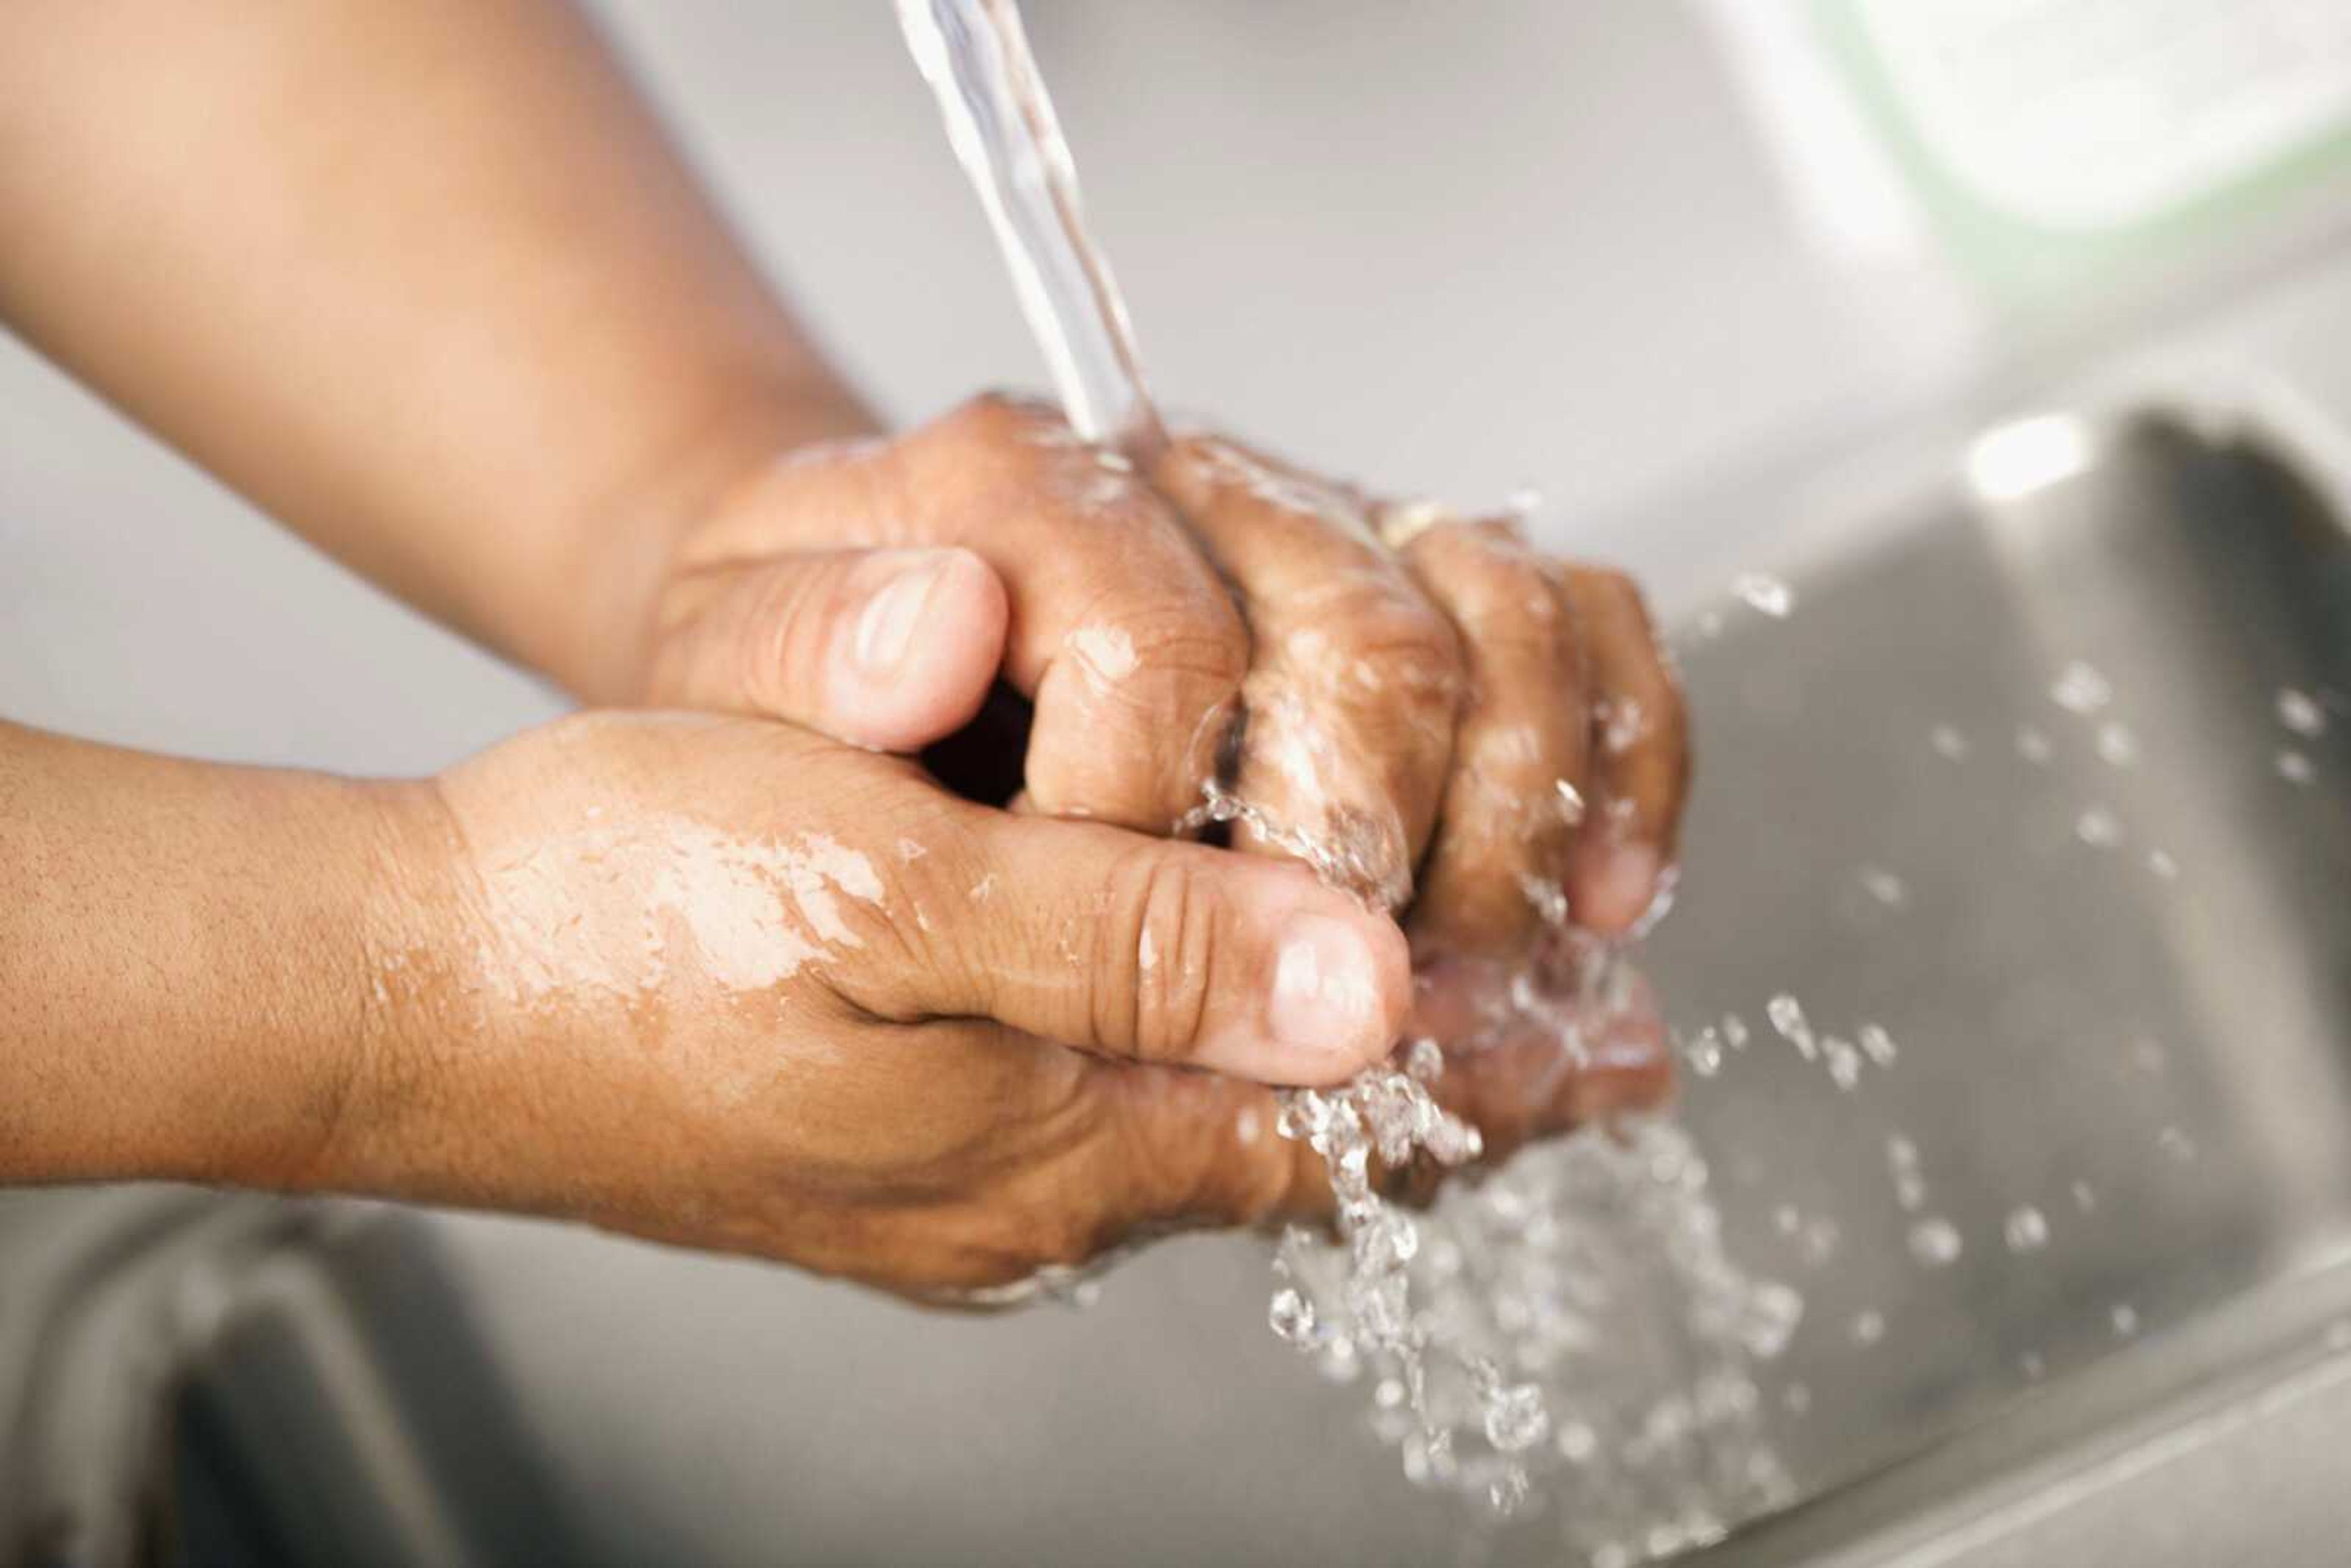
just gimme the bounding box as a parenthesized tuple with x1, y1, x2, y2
(350, 711, 1428, 1297)
(609, 394, 1689, 950)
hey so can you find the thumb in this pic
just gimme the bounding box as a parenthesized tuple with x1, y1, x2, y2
(922, 812, 1411, 1086)
(650, 547, 1007, 752)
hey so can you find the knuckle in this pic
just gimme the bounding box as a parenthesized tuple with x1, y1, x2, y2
(1108, 850, 1219, 1064)
(946, 387, 1070, 452)
(1344, 587, 1466, 715)
(1445, 527, 1558, 630)
(831, 808, 991, 1021)
(1097, 579, 1249, 702)
(738, 568, 820, 715)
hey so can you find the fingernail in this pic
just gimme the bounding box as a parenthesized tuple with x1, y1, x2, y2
(852, 558, 943, 677)
(1269, 914, 1383, 1052)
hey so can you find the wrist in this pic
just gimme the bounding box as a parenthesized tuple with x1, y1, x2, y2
(265, 773, 490, 1202)
(552, 378, 884, 709)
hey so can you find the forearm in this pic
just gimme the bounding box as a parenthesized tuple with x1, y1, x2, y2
(0, 0, 878, 701)
(0, 720, 434, 1190)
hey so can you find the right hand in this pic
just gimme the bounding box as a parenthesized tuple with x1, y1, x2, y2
(346, 710, 1417, 1298)
(335, 712, 1662, 1297)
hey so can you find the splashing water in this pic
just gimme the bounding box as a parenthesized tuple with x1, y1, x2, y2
(901, 3, 1801, 1549)
(894, 0, 1163, 452)
(2276, 687, 2328, 738)
(1732, 573, 1796, 618)
(1273, 1099, 1800, 1550)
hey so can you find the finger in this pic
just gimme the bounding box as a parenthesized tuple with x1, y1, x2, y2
(909, 808, 1412, 1087)
(647, 546, 1006, 752)
(1557, 565, 1690, 934)
(1150, 435, 1464, 910)
(1410, 940, 1674, 1166)
(1393, 513, 1591, 953)
(895, 396, 1246, 831)
(1098, 1071, 1333, 1233)
(1120, 939, 1678, 1235)
(675, 394, 1248, 833)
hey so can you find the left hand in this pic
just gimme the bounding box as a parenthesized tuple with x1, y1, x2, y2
(609, 393, 1689, 951)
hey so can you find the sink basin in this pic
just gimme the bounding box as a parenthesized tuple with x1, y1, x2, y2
(3, 413, 2346, 1567)
(1652, 407, 2351, 1564)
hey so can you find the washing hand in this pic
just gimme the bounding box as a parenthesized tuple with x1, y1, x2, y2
(301, 712, 1659, 1294)
(353, 711, 1408, 1296)
(609, 394, 1690, 952)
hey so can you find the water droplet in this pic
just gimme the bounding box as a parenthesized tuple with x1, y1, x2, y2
(2158, 1125, 2197, 1163)
(2279, 688, 2328, 738)
(1721, 1013, 1750, 1049)
(2147, 849, 2180, 880)
(1930, 723, 1970, 760)
(2051, 661, 2112, 715)
(1684, 1029, 1724, 1077)
(2111, 1303, 2140, 1338)
(1859, 866, 1908, 907)
(1908, 1217, 1963, 1267)
(1517, 871, 1570, 927)
(2072, 1180, 2098, 1214)
(1733, 572, 1794, 618)
(1557, 1420, 1597, 1463)
(1767, 994, 1815, 1059)
(1850, 1310, 1887, 1346)
(1404, 1037, 1445, 1082)
(2016, 724, 2055, 764)
(2004, 1206, 2050, 1252)
(1486, 1468, 1531, 1515)
(1483, 1382, 1550, 1453)
(2020, 1350, 2046, 1380)
(1858, 1022, 1899, 1067)
(2095, 721, 2139, 768)
(1269, 1287, 1316, 1345)
(1824, 1038, 1864, 1090)
(2075, 807, 2123, 847)
(2278, 749, 2315, 786)
(1738, 1283, 1805, 1359)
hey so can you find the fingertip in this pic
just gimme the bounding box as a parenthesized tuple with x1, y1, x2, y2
(1201, 872, 1409, 1089)
(1568, 995, 1677, 1120)
(1566, 841, 1662, 936)
(830, 548, 1008, 751)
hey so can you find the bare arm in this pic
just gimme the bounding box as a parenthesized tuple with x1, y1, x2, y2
(0, 0, 875, 701)
(0, 711, 1520, 1296)
(0, 720, 419, 1188)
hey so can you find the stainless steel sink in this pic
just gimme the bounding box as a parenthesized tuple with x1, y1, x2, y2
(1656, 407, 2351, 1564)
(2, 413, 2346, 1567)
